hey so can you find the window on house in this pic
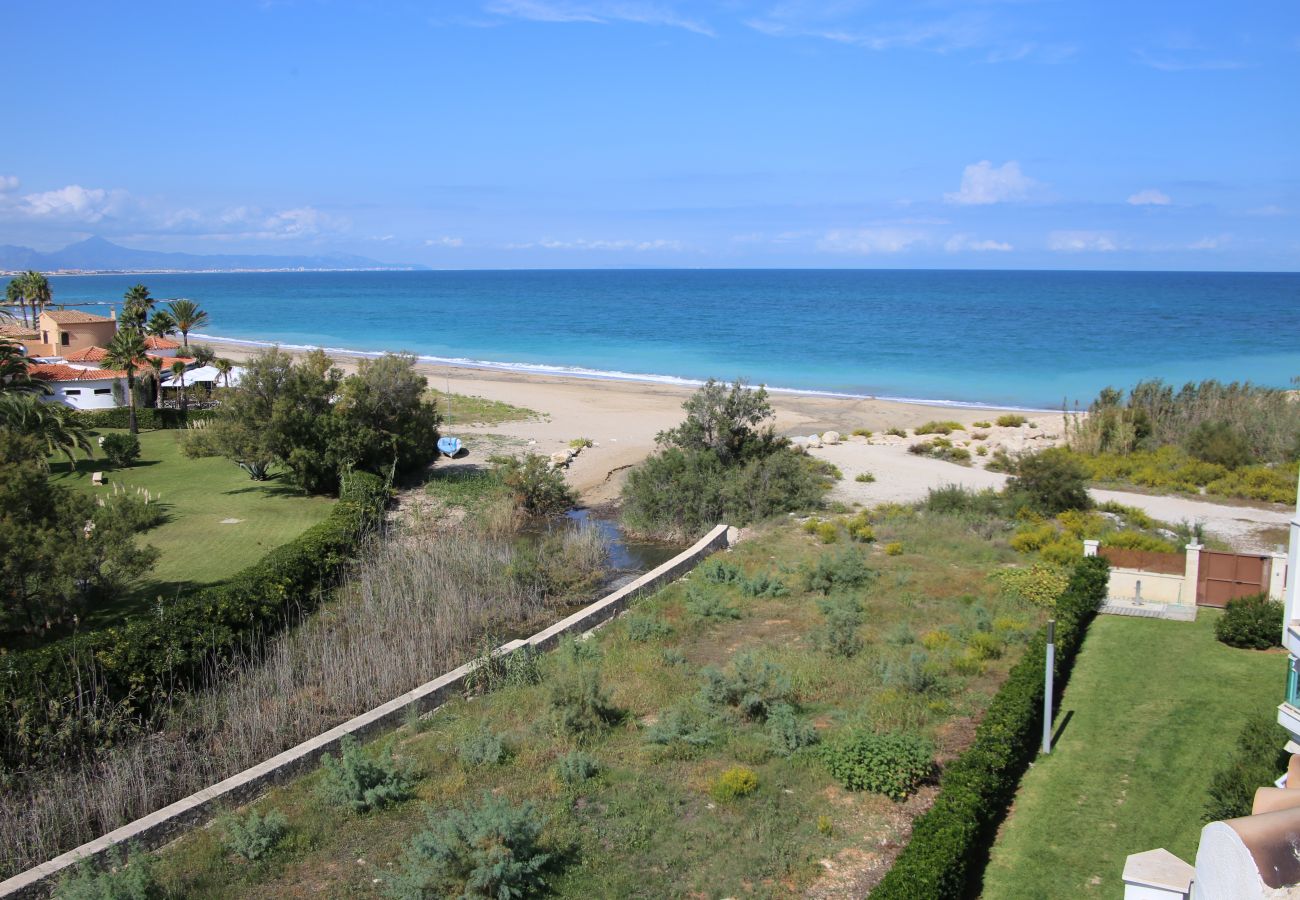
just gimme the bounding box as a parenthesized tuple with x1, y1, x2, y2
(42, 331, 49, 343)
(64, 389, 82, 396)
(61, 332, 70, 346)
(93, 388, 111, 395)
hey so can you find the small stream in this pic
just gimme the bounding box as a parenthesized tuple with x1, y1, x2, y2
(563, 507, 681, 574)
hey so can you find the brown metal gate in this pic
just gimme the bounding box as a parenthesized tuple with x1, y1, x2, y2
(1196, 550, 1268, 607)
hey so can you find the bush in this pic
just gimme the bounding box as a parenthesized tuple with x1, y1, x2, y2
(1205, 713, 1290, 821)
(739, 571, 789, 598)
(684, 584, 741, 620)
(871, 556, 1108, 898)
(886, 427, 908, 437)
(100, 433, 141, 468)
(643, 699, 725, 753)
(221, 808, 289, 861)
(77, 407, 210, 431)
(699, 559, 742, 584)
(1215, 593, 1283, 650)
(803, 548, 875, 595)
(317, 736, 415, 812)
(996, 414, 1027, 427)
(766, 701, 820, 756)
(851, 428, 873, 437)
(625, 614, 673, 642)
(924, 484, 1004, 518)
(991, 564, 1071, 608)
(698, 652, 791, 721)
(878, 650, 943, 696)
(814, 595, 865, 657)
(1186, 420, 1254, 469)
(489, 452, 575, 517)
(1007, 448, 1091, 515)
(710, 766, 759, 801)
(915, 420, 963, 435)
(822, 730, 934, 800)
(457, 727, 509, 767)
(55, 847, 159, 900)
(854, 471, 876, 483)
(390, 794, 551, 899)
(550, 668, 622, 738)
(555, 750, 601, 786)
(568, 437, 593, 450)
(885, 542, 904, 556)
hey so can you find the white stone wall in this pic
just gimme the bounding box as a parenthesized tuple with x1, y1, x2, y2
(40, 378, 121, 410)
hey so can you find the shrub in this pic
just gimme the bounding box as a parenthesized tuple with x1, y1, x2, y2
(871, 556, 1107, 898)
(973, 420, 992, 429)
(818, 815, 834, 836)
(221, 808, 289, 861)
(317, 736, 415, 812)
(885, 623, 916, 645)
(555, 750, 601, 786)
(568, 437, 594, 450)
(1205, 713, 1291, 821)
(844, 511, 875, 542)
(489, 452, 575, 517)
(698, 652, 791, 721)
(1186, 420, 1253, 469)
(991, 564, 1071, 608)
(886, 427, 908, 437)
(766, 701, 820, 756)
(390, 794, 551, 899)
(1215, 593, 1283, 650)
(625, 615, 673, 642)
(803, 548, 875, 595)
(854, 471, 876, 483)
(923, 484, 1004, 518)
(643, 700, 725, 753)
(996, 414, 1027, 427)
(100, 433, 142, 468)
(967, 632, 1004, 661)
(878, 650, 943, 696)
(457, 727, 509, 767)
(77, 407, 209, 431)
(710, 766, 759, 801)
(550, 668, 622, 738)
(1007, 448, 1091, 515)
(852, 428, 873, 437)
(739, 571, 789, 598)
(815, 521, 840, 543)
(815, 595, 865, 657)
(885, 542, 904, 556)
(684, 584, 741, 620)
(699, 559, 742, 583)
(915, 420, 963, 435)
(822, 730, 934, 800)
(54, 847, 159, 900)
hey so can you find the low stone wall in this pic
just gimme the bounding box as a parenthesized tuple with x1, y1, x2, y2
(1107, 568, 1188, 605)
(1, 523, 736, 899)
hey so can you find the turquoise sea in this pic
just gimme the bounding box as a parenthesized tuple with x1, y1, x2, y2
(46, 269, 1300, 410)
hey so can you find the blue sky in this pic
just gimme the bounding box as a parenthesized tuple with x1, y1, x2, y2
(4, 0, 1298, 270)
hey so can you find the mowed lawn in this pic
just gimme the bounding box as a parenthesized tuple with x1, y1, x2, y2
(49, 428, 334, 630)
(981, 611, 1283, 898)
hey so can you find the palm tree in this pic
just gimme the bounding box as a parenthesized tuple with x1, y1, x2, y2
(5, 278, 26, 327)
(166, 299, 209, 347)
(191, 344, 216, 366)
(103, 327, 147, 434)
(215, 357, 234, 389)
(0, 393, 92, 469)
(0, 338, 43, 394)
(122, 284, 154, 329)
(170, 359, 188, 411)
(145, 355, 164, 407)
(145, 310, 177, 339)
(22, 271, 51, 328)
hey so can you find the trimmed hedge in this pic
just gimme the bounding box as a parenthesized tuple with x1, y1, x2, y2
(0, 471, 389, 771)
(76, 407, 213, 430)
(871, 555, 1108, 899)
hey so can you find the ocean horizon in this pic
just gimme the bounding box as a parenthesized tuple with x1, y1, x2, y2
(45, 269, 1300, 410)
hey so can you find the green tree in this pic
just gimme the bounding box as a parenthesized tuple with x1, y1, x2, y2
(657, 377, 778, 465)
(103, 327, 148, 434)
(165, 299, 209, 347)
(170, 359, 188, 411)
(5, 278, 27, 327)
(1, 338, 42, 393)
(21, 271, 51, 328)
(144, 310, 176, 338)
(190, 343, 217, 366)
(0, 394, 92, 467)
(215, 357, 233, 388)
(1007, 448, 1092, 515)
(143, 355, 164, 408)
(121, 284, 154, 329)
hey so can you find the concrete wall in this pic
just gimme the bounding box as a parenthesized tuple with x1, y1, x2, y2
(1108, 569, 1187, 604)
(0, 523, 736, 899)
(40, 378, 121, 410)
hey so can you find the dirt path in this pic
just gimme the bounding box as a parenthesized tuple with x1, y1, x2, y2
(812, 441, 1291, 551)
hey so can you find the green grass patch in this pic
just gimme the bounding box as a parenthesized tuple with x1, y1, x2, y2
(150, 513, 1043, 897)
(45, 429, 333, 632)
(432, 391, 538, 427)
(981, 612, 1282, 898)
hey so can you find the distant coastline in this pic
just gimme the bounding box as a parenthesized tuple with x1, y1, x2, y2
(2, 267, 426, 277)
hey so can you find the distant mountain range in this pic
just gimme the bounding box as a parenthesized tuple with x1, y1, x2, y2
(0, 237, 426, 273)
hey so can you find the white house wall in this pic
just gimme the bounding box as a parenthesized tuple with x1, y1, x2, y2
(40, 379, 122, 410)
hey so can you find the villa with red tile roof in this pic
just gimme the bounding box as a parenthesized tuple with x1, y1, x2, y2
(36, 309, 117, 356)
(27, 362, 127, 410)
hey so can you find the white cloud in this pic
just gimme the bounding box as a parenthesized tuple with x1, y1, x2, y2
(817, 228, 926, 255)
(0, 175, 18, 192)
(1127, 188, 1171, 206)
(944, 161, 1036, 205)
(426, 236, 464, 247)
(1188, 235, 1230, 250)
(485, 1, 713, 35)
(16, 184, 127, 223)
(1047, 230, 1118, 252)
(510, 237, 683, 251)
(944, 234, 1013, 253)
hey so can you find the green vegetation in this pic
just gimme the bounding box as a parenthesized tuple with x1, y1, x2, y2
(431, 390, 537, 427)
(855, 471, 876, 482)
(996, 414, 1028, 427)
(489, 452, 576, 517)
(886, 427, 908, 437)
(1215, 592, 1284, 649)
(101, 432, 141, 467)
(822, 730, 934, 800)
(220, 809, 288, 862)
(872, 556, 1107, 899)
(909, 437, 972, 464)
(318, 736, 417, 813)
(915, 420, 964, 435)
(1064, 378, 1300, 502)
(1006, 447, 1091, 515)
(55, 847, 159, 900)
(147, 508, 1046, 897)
(710, 765, 760, 801)
(981, 611, 1280, 898)
(1205, 713, 1291, 822)
(621, 378, 836, 540)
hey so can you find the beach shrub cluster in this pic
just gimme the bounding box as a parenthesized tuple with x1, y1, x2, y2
(1066, 445, 1297, 503)
(909, 437, 972, 464)
(871, 555, 1108, 899)
(996, 414, 1027, 428)
(1006, 448, 1091, 515)
(488, 452, 575, 517)
(1204, 713, 1291, 822)
(1214, 592, 1284, 650)
(915, 420, 964, 435)
(621, 378, 835, 540)
(185, 348, 440, 495)
(0, 470, 387, 770)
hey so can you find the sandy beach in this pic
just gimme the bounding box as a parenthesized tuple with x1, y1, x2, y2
(204, 339, 1291, 549)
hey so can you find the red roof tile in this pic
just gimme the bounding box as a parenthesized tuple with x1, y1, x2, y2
(143, 335, 181, 349)
(28, 363, 127, 383)
(64, 346, 109, 363)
